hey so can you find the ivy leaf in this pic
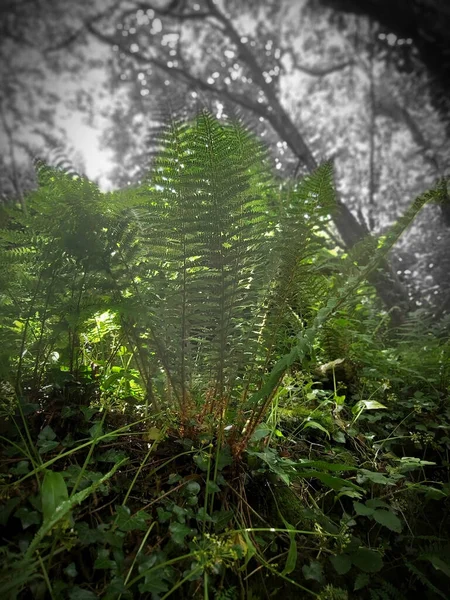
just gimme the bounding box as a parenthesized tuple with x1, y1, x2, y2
(115, 505, 150, 532)
(64, 563, 78, 578)
(15, 507, 41, 529)
(94, 548, 116, 570)
(38, 425, 56, 441)
(89, 421, 103, 439)
(302, 561, 324, 583)
(80, 407, 98, 422)
(61, 406, 76, 418)
(206, 480, 221, 493)
(196, 507, 212, 522)
(169, 522, 195, 545)
(104, 576, 132, 600)
(211, 509, 234, 532)
(330, 553, 352, 574)
(156, 507, 172, 523)
(138, 574, 170, 595)
(351, 548, 383, 573)
(9, 460, 30, 475)
(38, 440, 59, 454)
(373, 510, 402, 533)
(97, 449, 128, 463)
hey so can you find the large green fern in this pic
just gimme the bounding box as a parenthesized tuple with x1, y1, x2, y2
(1, 110, 445, 445)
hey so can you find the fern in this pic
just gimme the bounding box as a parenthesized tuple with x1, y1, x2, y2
(1, 110, 443, 438)
(405, 561, 447, 599)
(101, 111, 342, 430)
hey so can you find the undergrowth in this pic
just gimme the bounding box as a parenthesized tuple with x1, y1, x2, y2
(0, 111, 449, 599)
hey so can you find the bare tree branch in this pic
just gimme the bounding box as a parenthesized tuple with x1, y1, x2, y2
(282, 50, 353, 77)
(85, 22, 271, 120)
(134, 1, 211, 19)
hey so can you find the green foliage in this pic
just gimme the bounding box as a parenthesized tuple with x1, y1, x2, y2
(0, 111, 449, 599)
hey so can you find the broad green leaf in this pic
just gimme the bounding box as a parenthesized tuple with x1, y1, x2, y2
(115, 505, 150, 532)
(156, 507, 172, 523)
(365, 498, 389, 509)
(373, 509, 402, 533)
(104, 576, 131, 600)
(38, 440, 59, 454)
(295, 460, 358, 472)
(396, 457, 435, 473)
(80, 407, 98, 421)
(351, 548, 383, 573)
(24, 459, 127, 560)
(143, 426, 163, 441)
(68, 587, 97, 600)
(279, 512, 297, 576)
(169, 522, 195, 545)
(38, 425, 56, 441)
(139, 575, 170, 595)
(330, 553, 352, 574)
(206, 480, 221, 493)
(94, 548, 116, 570)
(196, 507, 212, 522)
(10, 460, 30, 475)
(332, 430, 346, 443)
(353, 502, 375, 516)
(358, 469, 392, 485)
(64, 563, 78, 577)
(212, 509, 234, 532)
(301, 420, 331, 438)
(193, 453, 209, 471)
(297, 471, 363, 492)
(14, 507, 41, 529)
(89, 421, 103, 439)
(97, 449, 129, 463)
(41, 470, 69, 523)
(185, 481, 201, 495)
(352, 400, 387, 414)
(241, 529, 257, 567)
(250, 423, 272, 442)
(302, 561, 324, 583)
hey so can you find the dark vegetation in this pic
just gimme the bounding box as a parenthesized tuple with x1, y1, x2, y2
(1, 111, 450, 599)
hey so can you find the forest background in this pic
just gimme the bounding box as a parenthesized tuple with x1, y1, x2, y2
(1, 1, 450, 599)
(1, 0, 449, 315)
